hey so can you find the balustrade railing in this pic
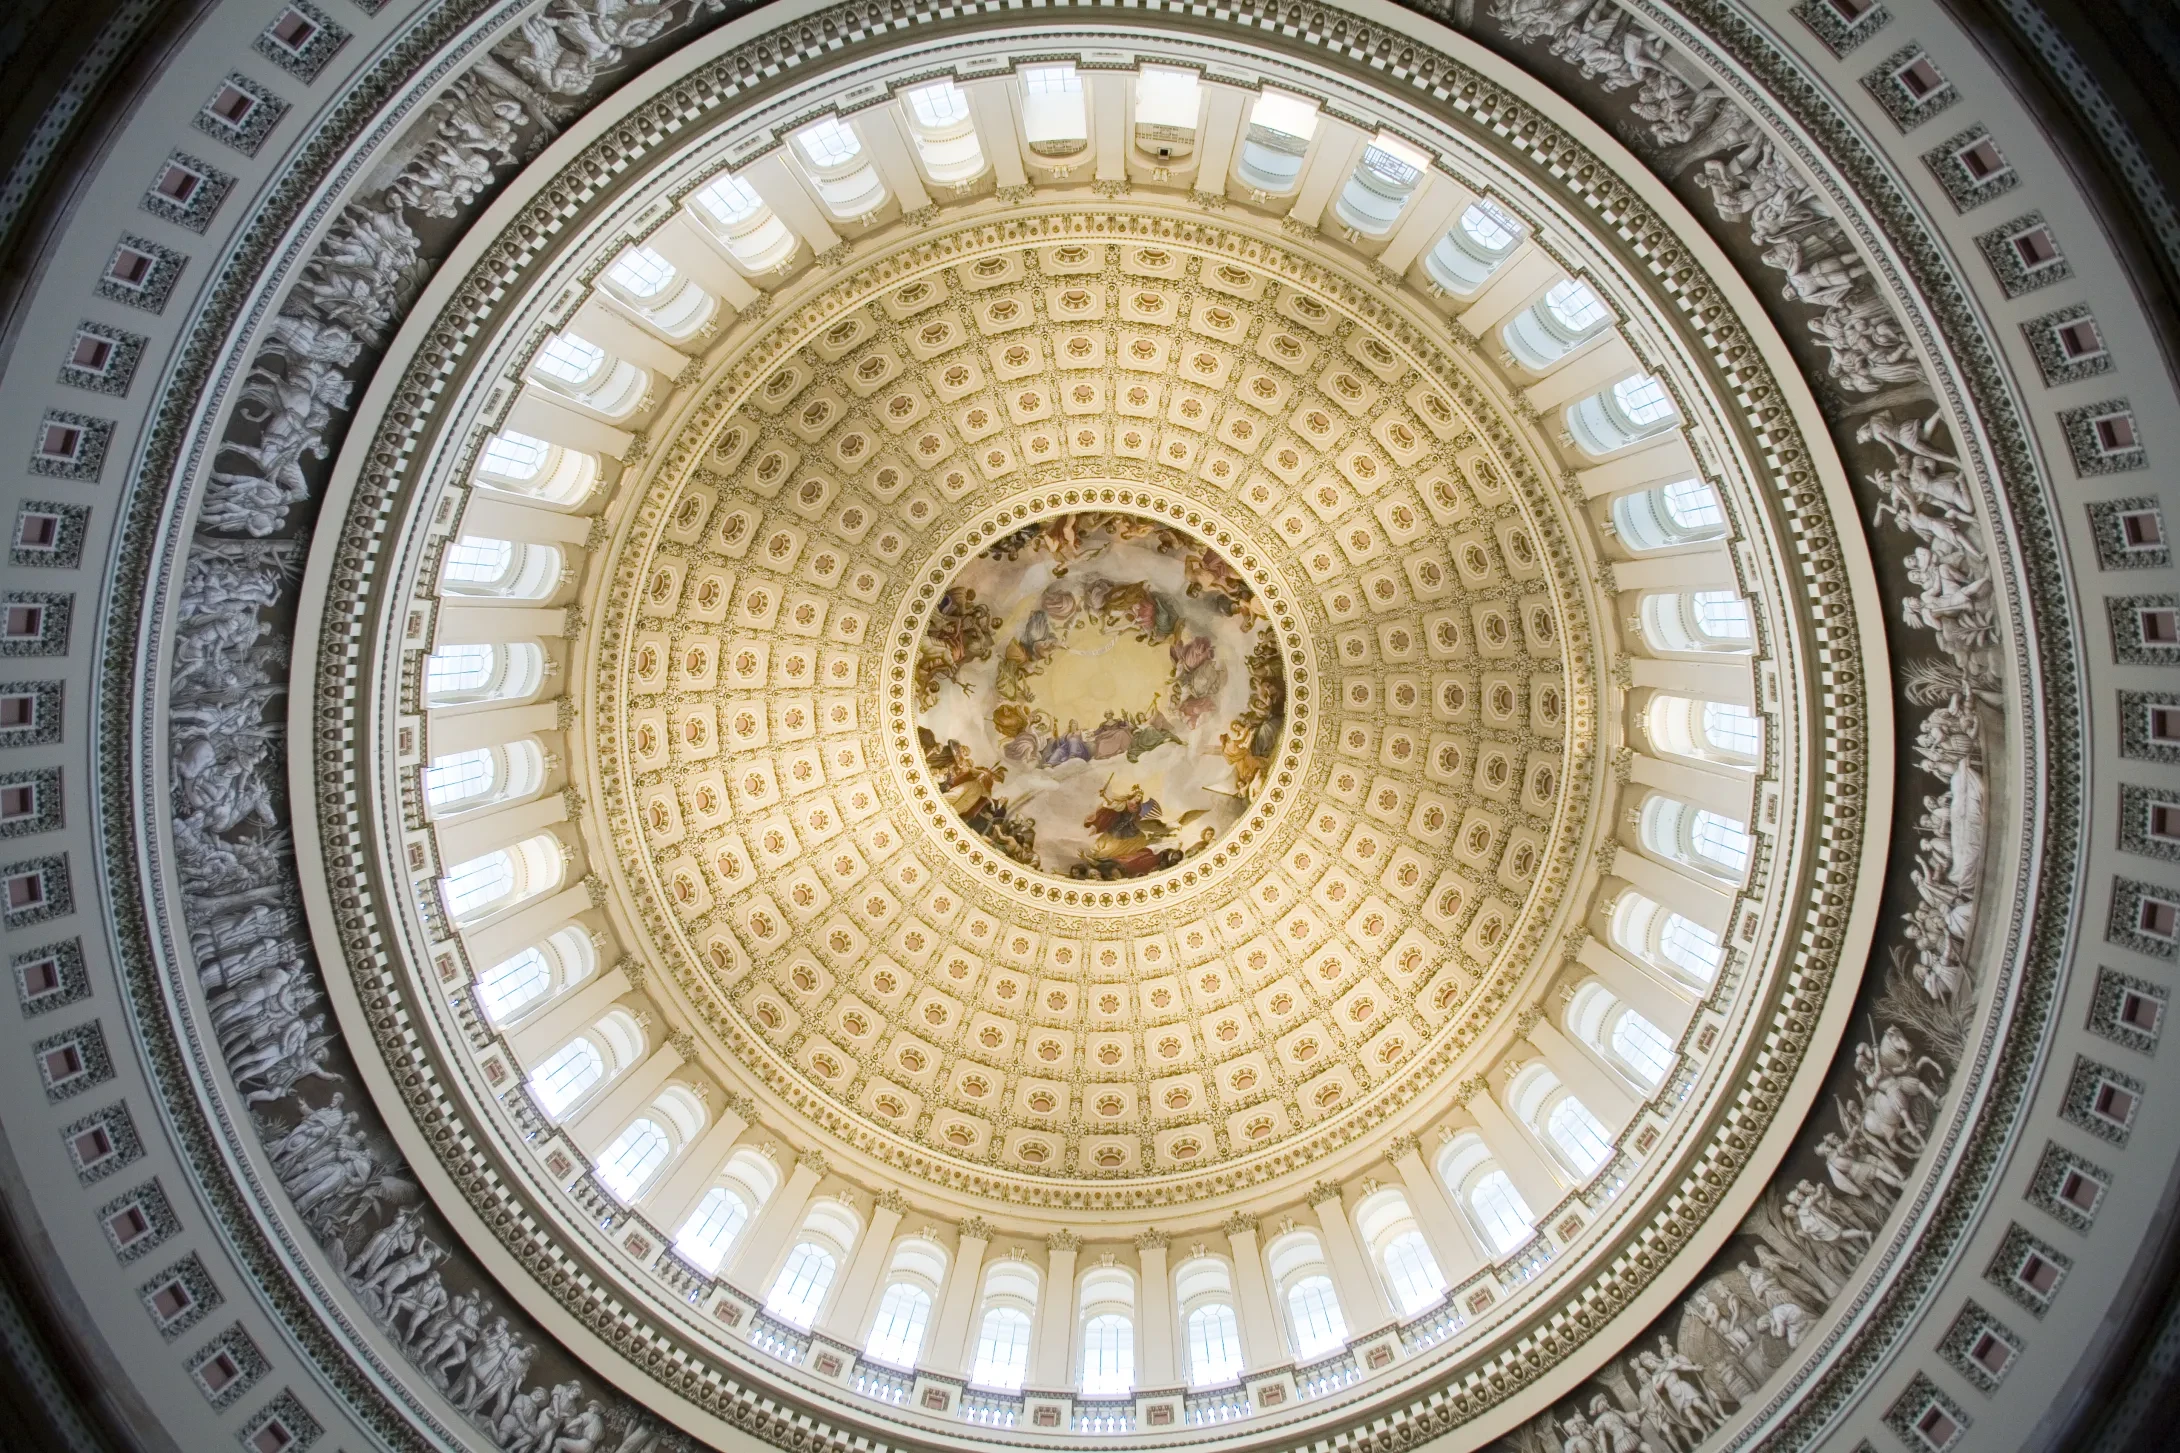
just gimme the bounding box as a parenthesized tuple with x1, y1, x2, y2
(1073, 1399, 1135, 1434)
(750, 1314, 811, 1366)
(1400, 1296, 1466, 1352)
(1295, 1348, 1361, 1399)
(852, 1360, 912, 1404)
(959, 1388, 1022, 1427)
(1183, 1383, 1249, 1425)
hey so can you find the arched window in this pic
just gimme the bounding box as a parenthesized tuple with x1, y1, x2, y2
(422, 642, 548, 706)
(606, 246, 675, 299)
(441, 849, 514, 919)
(1134, 65, 1199, 128)
(1569, 981, 1677, 1089)
(865, 1282, 933, 1368)
(1643, 694, 1762, 766)
(1503, 277, 1611, 368)
(1077, 1266, 1135, 1395)
(969, 1259, 1038, 1389)
(530, 1037, 604, 1118)
(1612, 478, 1727, 551)
(597, 1117, 672, 1201)
(442, 535, 512, 586)
(1612, 1009, 1676, 1087)
(902, 81, 985, 182)
(475, 946, 550, 1022)
(1266, 1231, 1346, 1359)
(971, 1306, 1033, 1389)
(675, 1185, 752, 1272)
(1470, 1171, 1535, 1253)
(1185, 1303, 1243, 1385)
(1613, 891, 1726, 983)
(439, 536, 563, 601)
(475, 430, 598, 505)
(1424, 200, 1522, 293)
(1439, 1134, 1536, 1256)
(1286, 1277, 1346, 1357)
(1335, 132, 1430, 237)
(767, 1199, 860, 1327)
(1640, 796, 1755, 881)
(1547, 1097, 1614, 1174)
(423, 748, 494, 809)
(793, 117, 889, 219)
(440, 834, 563, 923)
(533, 334, 605, 388)
(1235, 90, 1316, 195)
(1567, 372, 1680, 454)
(1022, 65, 1087, 155)
(692, 173, 799, 271)
(767, 1243, 838, 1327)
(1640, 590, 1756, 654)
(1355, 1189, 1446, 1316)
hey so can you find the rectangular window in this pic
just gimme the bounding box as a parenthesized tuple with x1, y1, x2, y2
(1970, 1332, 2013, 1375)
(1896, 56, 1946, 98)
(1956, 137, 2008, 181)
(2121, 510, 2165, 550)
(69, 334, 114, 373)
(2150, 803, 2180, 841)
(16, 514, 60, 551)
(197, 1352, 240, 1394)
(7, 870, 45, 909)
(2152, 706, 2180, 743)
(1, 784, 38, 820)
(2013, 226, 2060, 269)
(107, 1204, 151, 1248)
(148, 1278, 193, 1324)
(72, 1125, 114, 1168)
(3, 605, 43, 639)
(20, 955, 62, 1000)
(268, 9, 317, 51)
(1826, 0, 1872, 16)
(2059, 1169, 2103, 1212)
(2094, 413, 2140, 454)
(2138, 896, 2179, 940)
(153, 164, 202, 204)
(2057, 318, 2105, 361)
(1915, 1406, 1960, 1448)
(107, 248, 155, 288)
(250, 1421, 296, 1453)
(2121, 989, 2163, 1033)
(0, 693, 36, 729)
(2093, 1080, 2138, 1126)
(36, 423, 82, 461)
(2141, 607, 2180, 645)
(41, 1044, 83, 1085)
(208, 86, 258, 127)
(2017, 1251, 2059, 1296)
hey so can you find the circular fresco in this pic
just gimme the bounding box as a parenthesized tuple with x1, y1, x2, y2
(913, 510, 1287, 881)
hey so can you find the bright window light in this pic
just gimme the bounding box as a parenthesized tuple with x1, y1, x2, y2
(1186, 1303, 1244, 1385)
(597, 1118, 672, 1200)
(971, 1307, 1032, 1389)
(674, 1187, 751, 1272)
(476, 947, 550, 1022)
(797, 116, 862, 169)
(534, 334, 606, 387)
(423, 748, 494, 808)
(607, 246, 676, 299)
(1250, 90, 1318, 140)
(530, 1037, 604, 1118)
(865, 1283, 933, 1368)
(767, 1243, 838, 1327)
(694, 173, 765, 226)
(907, 80, 971, 129)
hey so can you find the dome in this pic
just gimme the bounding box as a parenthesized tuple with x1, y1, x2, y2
(0, 1, 2175, 1451)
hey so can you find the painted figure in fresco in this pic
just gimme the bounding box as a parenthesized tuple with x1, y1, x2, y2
(1070, 780, 1213, 879)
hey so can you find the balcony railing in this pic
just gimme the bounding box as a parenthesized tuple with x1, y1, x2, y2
(1295, 1348, 1361, 1400)
(750, 1314, 811, 1366)
(852, 1360, 912, 1404)
(959, 1388, 1022, 1427)
(1183, 1383, 1250, 1426)
(1073, 1399, 1135, 1434)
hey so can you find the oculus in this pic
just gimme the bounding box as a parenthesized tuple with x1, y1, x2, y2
(914, 511, 1285, 879)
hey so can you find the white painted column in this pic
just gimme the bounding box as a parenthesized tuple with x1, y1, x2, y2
(568, 1044, 684, 1156)
(1386, 1137, 1484, 1287)
(640, 1094, 755, 1232)
(1466, 1092, 1567, 1221)
(1224, 1217, 1283, 1372)
(504, 388, 634, 460)
(1528, 1021, 1640, 1130)
(1308, 1188, 1393, 1334)
(1578, 938, 1699, 1039)
(1191, 82, 1248, 197)
(1629, 751, 1756, 823)
(1573, 431, 1700, 499)
(963, 77, 1027, 188)
(503, 965, 629, 1063)
(856, 105, 934, 212)
(1089, 72, 1129, 182)
(640, 211, 761, 310)
(1457, 247, 1558, 330)
(1628, 653, 1755, 709)
(1031, 1232, 1080, 1387)
(924, 1218, 992, 1374)
(742, 151, 843, 252)
(817, 1191, 905, 1344)
(462, 884, 594, 976)
(1611, 851, 1735, 931)
(1136, 1234, 1176, 1386)
(1380, 175, 1465, 274)
(725, 1150, 824, 1293)
(1285, 118, 1367, 227)
(432, 792, 569, 868)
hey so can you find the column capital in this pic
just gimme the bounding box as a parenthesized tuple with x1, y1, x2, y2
(1047, 1229, 1081, 1253)
(960, 1216, 995, 1243)
(1223, 1211, 1259, 1237)
(1134, 1228, 1169, 1251)
(796, 1148, 830, 1178)
(1384, 1132, 1422, 1163)
(1305, 1180, 1345, 1208)
(875, 1188, 909, 1215)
